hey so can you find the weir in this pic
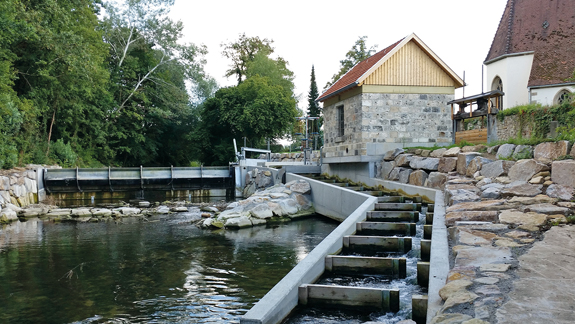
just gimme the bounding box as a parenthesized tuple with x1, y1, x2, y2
(43, 166, 236, 200)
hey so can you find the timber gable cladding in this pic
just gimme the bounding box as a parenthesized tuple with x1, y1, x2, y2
(363, 40, 458, 88)
(319, 33, 463, 160)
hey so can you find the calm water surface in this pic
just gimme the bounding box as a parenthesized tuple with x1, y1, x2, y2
(0, 210, 338, 323)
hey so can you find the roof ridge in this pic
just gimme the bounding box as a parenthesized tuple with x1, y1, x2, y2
(484, 0, 512, 62)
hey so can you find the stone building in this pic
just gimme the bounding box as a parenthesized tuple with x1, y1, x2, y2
(317, 33, 464, 175)
(485, 0, 575, 108)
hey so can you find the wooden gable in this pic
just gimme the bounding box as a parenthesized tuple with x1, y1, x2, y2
(362, 40, 458, 87)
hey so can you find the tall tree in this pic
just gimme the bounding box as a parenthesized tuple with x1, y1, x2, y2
(307, 65, 322, 146)
(245, 52, 294, 96)
(9, 0, 111, 165)
(101, 0, 216, 166)
(324, 36, 378, 90)
(221, 33, 274, 85)
(196, 76, 297, 165)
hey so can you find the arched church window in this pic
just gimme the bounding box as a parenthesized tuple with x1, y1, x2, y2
(492, 77, 503, 92)
(555, 89, 571, 105)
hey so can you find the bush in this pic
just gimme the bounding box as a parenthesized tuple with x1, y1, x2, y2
(49, 139, 78, 167)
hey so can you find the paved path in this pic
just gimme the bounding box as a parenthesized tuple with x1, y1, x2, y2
(496, 225, 575, 323)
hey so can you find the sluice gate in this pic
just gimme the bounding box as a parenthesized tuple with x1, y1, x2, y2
(43, 166, 236, 198)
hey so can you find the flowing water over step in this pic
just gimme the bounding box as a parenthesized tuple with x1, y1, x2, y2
(283, 176, 431, 324)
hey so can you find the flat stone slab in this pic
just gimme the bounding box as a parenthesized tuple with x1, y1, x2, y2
(521, 203, 571, 215)
(496, 226, 575, 323)
(455, 246, 513, 268)
(445, 211, 499, 226)
(447, 200, 511, 213)
(499, 210, 547, 231)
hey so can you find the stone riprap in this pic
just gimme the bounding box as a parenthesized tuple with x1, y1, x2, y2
(202, 180, 314, 229)
(10, 202, 188, 224)
(378, 142, 575, 324)
(243, 168, 274, 198)
(0, 165, 48, 221)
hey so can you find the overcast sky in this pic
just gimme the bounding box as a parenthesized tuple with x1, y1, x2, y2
(170, 0, 507, 112)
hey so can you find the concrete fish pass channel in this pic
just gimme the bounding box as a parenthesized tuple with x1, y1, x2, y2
(43, 166, 236, 201)
(241, 173, 448, 324)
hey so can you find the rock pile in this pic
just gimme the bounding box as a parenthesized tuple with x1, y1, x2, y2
(243, 168, 274, 198)
(202, 180, 314, 229)
(1, 202, 187, 224)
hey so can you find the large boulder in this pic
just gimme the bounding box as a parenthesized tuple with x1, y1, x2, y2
(394, 154, 413, 167)
(387, 167, 402, 181)
(466, 157, 494, 177)
(225, 215, 253, 228)
(384, 148, 405, 161)
(546, 183, 575, 201)
(289, 181, 311, 194)
(496, 144, 516, 159)
(381, 161, 396, 179)
(534, 141, 570, 162)
(0, 208, 18, 223)
(278, 199, 299, 215)
(508, 159, 549, 181)
(425, 172, 448, 190)
(249, 204, 273, 219)
(430, 148, 447, 158)
(551, 160, 575, 188)
(481, 160, 515, 178)
(456, 153, 481, 175)
(501, 182, 543, 197)
(438, 157, 458, 173)
(499, 210, 547, 231)
(446, 189, 481, 205)
(512, 145, 534, 160)
(410, 156, 440, 171)
(409, 170, 429, 186)
(398, 168, 413, 184)
(443, 147, 461, 157)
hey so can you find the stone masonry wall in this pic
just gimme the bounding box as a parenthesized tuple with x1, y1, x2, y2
(495, 114, 533, 141)
(323, 92, 454, 158)
(0, 166, 41, 208)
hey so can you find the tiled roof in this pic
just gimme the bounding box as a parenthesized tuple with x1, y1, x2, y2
(317, 39, 403, 102)
(485, 0, 575, 87)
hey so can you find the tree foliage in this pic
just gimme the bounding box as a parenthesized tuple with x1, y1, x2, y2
(197, 76, 297, 165)
(221, 33, 274, 85)
(324, 36, 378, 90)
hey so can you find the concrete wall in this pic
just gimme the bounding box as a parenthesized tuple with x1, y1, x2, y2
(485, 54, 534, 109)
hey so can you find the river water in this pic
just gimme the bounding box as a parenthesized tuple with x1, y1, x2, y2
(0, 210, 338, 324)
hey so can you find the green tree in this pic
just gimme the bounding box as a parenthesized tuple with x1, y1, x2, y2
(197, 76, 297, 165)
(324, 36, 378, 90)
(307, 65, 322, 147)
(245, 52, 294, 95)
(101, 0, 216, 166)
(221, 33, 274, 85)
(8, 0, 111, 166)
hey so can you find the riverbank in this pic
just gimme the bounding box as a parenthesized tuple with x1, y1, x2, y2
(376, 144, 575, 324)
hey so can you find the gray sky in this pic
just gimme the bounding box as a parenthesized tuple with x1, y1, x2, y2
(171, 0, 507, 111)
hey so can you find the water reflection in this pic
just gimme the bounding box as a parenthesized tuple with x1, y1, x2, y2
(0, 210, 338, 323)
